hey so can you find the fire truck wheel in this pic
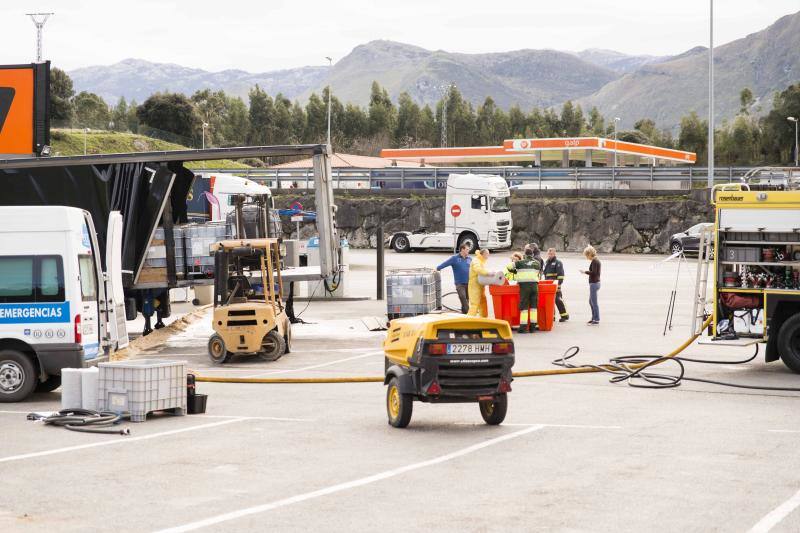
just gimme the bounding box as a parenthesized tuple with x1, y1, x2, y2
(479, 394, 508, 425)
(778, 314, 800, 373)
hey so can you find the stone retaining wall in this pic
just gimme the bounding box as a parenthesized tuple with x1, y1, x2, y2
(272, 191, 712, 253)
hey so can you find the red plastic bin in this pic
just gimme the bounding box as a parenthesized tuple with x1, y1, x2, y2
(537, 280, 558, 331)
(489, 283, 520, 327)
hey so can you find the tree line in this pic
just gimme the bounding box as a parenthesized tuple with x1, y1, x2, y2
(50, 67, 800, 166)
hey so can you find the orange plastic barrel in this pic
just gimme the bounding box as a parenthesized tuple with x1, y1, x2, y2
(489, 283, 520, 327)
(537, 280, 558, 331)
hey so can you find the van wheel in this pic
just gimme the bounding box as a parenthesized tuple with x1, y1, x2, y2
(35, 375, 62, 393)
(457, 233, 478, 254)
(258, 330, 286, 362)
(386, 377, 413, 428)
(778, 314, 800, 373)
(479, 394, 508, 425)
(392, 235, 411, 253)
(208, 334, 231, 365)
(0, 350, 37, 402)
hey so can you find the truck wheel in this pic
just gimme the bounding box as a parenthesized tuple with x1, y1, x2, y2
(778, 314, 800, 373)
(457, 233, 478, 254)
(386, 377, 413, 428)
(392, 235, 411, 253)
(208, 334, 231, 365)
(258, 330, 286, 362)
(0, 350, 37, 402)
(479, 394, 508, 425)
(35, 375, 62, 393)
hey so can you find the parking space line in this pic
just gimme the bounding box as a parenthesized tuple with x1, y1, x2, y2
(485, 422, 622, 430)
(195, 415, 313, 422)
(768, 429, 800, 434)
(0, 418, 248, 464)
(155, 424, 545, 532)
(748, 487, 800, 533)
(244, 350, 384, 378)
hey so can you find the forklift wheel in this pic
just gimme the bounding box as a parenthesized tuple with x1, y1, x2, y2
(208, 334, 231, 365)
(479, 394, 508, 425)
(386, 377, 413, 428)
(258, 330, 286, 362)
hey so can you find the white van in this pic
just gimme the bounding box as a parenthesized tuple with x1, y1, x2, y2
(0, 206, 127, 401)
(389, 173, 512, 253)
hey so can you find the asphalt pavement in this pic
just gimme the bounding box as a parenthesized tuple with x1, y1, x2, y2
(2, 249, 799, 532)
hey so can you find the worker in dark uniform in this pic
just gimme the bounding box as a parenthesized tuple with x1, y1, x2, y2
(543, 247, 569, 322)
(509, 245, 542, 333)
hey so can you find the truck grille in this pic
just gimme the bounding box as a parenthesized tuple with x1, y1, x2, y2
(436, 360, 504, 394)
(497, 228, 509, 242)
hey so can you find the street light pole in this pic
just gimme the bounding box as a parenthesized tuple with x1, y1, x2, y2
(83, 128, 90, 155)
(708, 0, 715, 188)
(325, 56, 332, 148)
(789, 117, 799, 167)
(612, 117, 620, 190)
(202, 122, 209, 150)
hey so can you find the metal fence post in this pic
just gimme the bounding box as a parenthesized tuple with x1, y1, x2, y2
(377, 225, 384, 300)
(400, 169, 405, 189)
(650, 165, 654, 191)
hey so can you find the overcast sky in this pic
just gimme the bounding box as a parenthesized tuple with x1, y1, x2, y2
(3, 1, 798, 72)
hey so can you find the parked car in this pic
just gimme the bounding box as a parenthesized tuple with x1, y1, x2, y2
(670, 222, 714, 255)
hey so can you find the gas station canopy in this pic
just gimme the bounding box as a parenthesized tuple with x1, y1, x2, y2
(381, 137, 696, 166)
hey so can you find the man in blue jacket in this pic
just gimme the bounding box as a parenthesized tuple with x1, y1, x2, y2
(437, 244, 472, 314)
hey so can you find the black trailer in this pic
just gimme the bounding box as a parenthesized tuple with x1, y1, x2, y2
(0, 145, 337, 334)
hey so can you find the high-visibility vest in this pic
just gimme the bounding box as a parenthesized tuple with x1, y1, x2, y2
(513, 257, 541, 283)
(504, 262, 517, 282)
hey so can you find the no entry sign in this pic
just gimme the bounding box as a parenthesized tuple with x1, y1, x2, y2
(450, 204, 462, 218)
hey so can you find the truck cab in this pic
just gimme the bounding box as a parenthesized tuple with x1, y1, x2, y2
(390, 173, 512, 253)
(0, 206, 127, 402)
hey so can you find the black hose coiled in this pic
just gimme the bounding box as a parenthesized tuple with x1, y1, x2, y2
(27, 409, 131, 435)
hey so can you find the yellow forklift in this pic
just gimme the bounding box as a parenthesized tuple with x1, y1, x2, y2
(207, 192, 291, 364)
(383, 313, 515, 428)
(207, 237, 290, 364)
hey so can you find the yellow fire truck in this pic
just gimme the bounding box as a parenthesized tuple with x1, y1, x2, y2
(709, 185, 800, 372)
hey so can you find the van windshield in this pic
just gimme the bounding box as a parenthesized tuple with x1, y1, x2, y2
(490, 196, 511, 213)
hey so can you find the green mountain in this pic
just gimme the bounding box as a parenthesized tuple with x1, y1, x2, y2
(579, 12, 800, 129)
(313, 40, 618, 109)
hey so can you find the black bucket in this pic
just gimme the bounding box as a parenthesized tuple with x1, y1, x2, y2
(187, 393, 208, 414)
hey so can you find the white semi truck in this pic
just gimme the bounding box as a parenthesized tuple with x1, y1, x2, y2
(389, 173, 512, 253)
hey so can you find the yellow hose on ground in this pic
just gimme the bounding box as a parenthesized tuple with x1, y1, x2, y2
(194, 317, 712, 385)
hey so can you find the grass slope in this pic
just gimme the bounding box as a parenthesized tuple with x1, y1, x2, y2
(50, 129, 250, 169)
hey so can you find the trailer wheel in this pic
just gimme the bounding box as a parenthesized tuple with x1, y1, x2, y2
(208, 334, 231, 365)
(35, 375, 62, 393)
(392, 235, 411, 253)
(479, 394, 508, 425)
(386, 377, 413, 428)
(258, 330, 286, 362)
(0, 350, 37, 402)
(778, 314, 800, 373)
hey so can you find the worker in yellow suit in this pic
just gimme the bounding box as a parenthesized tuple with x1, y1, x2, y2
(468, 249, 491, 317)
